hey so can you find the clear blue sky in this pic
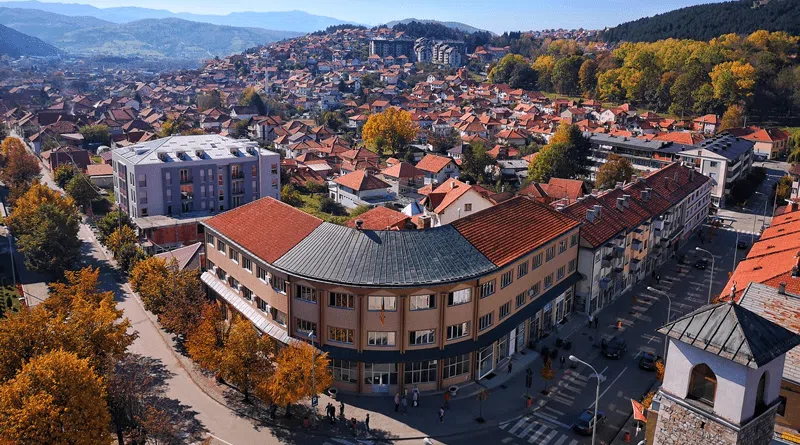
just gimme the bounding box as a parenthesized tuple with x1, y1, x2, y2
(41, 0, 723, 33)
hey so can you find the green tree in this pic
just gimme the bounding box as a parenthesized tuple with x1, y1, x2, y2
(79, 124, 111, 145)
(65, 173, 98, 209)
(461, 142, 495, 184)
(15, 201, 81, 274)
(551, 55, 584, 95)
(280, 184, 303, 207)
(578, 59, 598, 96)
(53, 164, 78, 188)
(595, 154, 636, 189)
(96, 209, 134, 244)
(719, 104, 744, 131)
(775, 175, 793, 206)
(488, 54, 537, 90)
(239, 87, 267, 115)
(527, 142, 572, 183)
(196, 90, 222, 111)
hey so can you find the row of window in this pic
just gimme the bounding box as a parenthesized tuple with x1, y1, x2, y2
(329, 355, 471, 384)
(295, 320, 475, 346)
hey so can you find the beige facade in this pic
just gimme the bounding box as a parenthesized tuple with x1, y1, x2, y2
(202, 226, 580, 394)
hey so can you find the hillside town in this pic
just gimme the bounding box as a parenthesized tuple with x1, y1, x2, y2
(0, 13, 800, 445)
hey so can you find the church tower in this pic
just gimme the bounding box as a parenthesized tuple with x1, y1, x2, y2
(649, 295, 800, 445)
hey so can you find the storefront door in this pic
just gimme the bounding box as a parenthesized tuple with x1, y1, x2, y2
(516, 322, 526, 351)
(477, 345, 494, 379)
(531, 313, 541, 340)
(543, 302, 553, 331)
(508, 329, 516, 356)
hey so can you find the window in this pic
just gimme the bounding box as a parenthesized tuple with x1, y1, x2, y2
(166, 188, 172, 202)
(257, 266, 267, 282)
(179, 169, 189, 183)
(478, 313, 494, 331)
(140, 208, 148, 217)
(295, 318, 316, 336)
(570, 234, 578, 247)
(206, 234, 215, 247)
(558, 239, 567, 254)
(409, 329, 435, 346)
(139, 190, 148, 205)
(546, 246, 556, 261)
(271, 163, 278, 174)
(518, 261, 529, 279)
(270, 308, 287, 326)
(368, 296, 396, 311)
(516, 292, 526, 309)
(499, 301, 511, 319)
(500, 270, 513, 288)
(479, 280, 495, 298)
(404, 360, 437, 384)
(217, 240, 226, 253)
(367, 331, 395, 346)
(544, 274, 554, 289)
(443, 354, 470, 379)
(270, 275, 286, 294)
(364, 363, 398, 385)
(165, 171, 171, 185)
(328, 326, 354, 344)
(448, 288, 471, 306)
(557, 266, 565, 280)
(215, 267, 226, 281)
(464, 203, 472, 211)
(688, 363, 717, 407)
(296, 285, 317, 303)
(329, 292, 354, 309)
(256, 297, 268, 312)
(241, 286, 252, 301)
(409, 294, 435, 311)
(330, 359, 357, 383)
(229, 249, 239, 264)
(242, 258, 252, 272)
(200, 169, 205, 182)
(568, 259, 576, 273)
(532, 253, 543, 269)
(446, 322, 469, 340)
(227, 276, 239, 291)
(206, 259, 215, 272)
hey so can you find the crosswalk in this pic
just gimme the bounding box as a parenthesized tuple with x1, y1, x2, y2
(499, 416, 582, 445)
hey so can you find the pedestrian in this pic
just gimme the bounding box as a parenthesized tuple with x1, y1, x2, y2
(587, 315, 593, 329)
(508, 360, 513, 374)
(656, 274, 661, 285)
(444, 391, 451, 409)
(594, 317, 599, 329)
(365, 413, 370, 433)
(270, 403, 278, 420)
(651, 270, 656, 279)
(412, 387, 419, 407)
(394, 393, 400, 412)
(329, 404, 336, 424)
(438, 406, 445, 424)
(401, 395, 409, 415)
(350, 417, 357, 436)
(559, 355, 566, 369)
(339, 401, 344, 419)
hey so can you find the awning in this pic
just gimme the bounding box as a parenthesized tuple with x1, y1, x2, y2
(631, 399, 647, 422)
(201, 272, 300, 346)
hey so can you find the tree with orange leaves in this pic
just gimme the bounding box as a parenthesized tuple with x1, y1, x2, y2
(361, 107, 418, 156)
(261, 341, 332, 411)
(185, 302, 231, 374)
(218, 317, 275, 402)
(0, 137, 39, 199)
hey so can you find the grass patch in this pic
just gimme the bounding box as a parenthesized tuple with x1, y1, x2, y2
(296, 193, 350, 225)
(91, 155, 103, 164)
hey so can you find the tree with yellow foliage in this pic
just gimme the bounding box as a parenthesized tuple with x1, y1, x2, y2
(0, 350, 111, 445)
(361, 107, 418, 156)
(217, 317, 275, 402)
(44, 266, 114, 313)
(4, 182, 76, 236)
(106, 225, 137, 255)
(186, 302, 230, 374)
(719, 104, 745, 131)
(262, 341, 331, 411)
(0, 138, 39, 195)
(709, 60, 756, 105)
(129, 256, 171, 314)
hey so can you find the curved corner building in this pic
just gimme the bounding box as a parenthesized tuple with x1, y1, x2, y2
(201, 196, 581, 394)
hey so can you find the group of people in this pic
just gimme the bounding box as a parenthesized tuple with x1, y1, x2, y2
(393, 387, 447, 424)
(324, 401, 371, 436)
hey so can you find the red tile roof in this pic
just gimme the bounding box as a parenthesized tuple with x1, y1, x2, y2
(452, 197, 580, 267)
(345, 206, 410, 231)
(415, 154, 454, 173)
(204, 197, 322, 263)
(334, 170, 390, 191)
(380, 162, 424, 179)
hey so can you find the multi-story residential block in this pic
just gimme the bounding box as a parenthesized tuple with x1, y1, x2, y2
(564, 163, 711, 315)
(677, 134, 754, 208)
(112, 135, 280, 249)
(369, 39, 415, 59)
(200, 196, 580, 394)
(587, 133, 690, 179)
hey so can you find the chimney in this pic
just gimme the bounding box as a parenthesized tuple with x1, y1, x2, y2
(465, 180, 470, 185)
(615, 181, 623, 190)
(673, 171, 679, 183)
(355, 219, 364, 230)
(642, 190, 649, 202)
(664, 176, 669, 188)
(616, 197, 625, 211)
(689, 168, 695, 181)
(792, 201, 799, 212)
(623, 194, 631, 208)
(450, 179, 455, 188)
(586, 208, 595, 223)
(779, 282, 787, 295)
(593, 204, 602, 219)
(591, 188, 599, 196)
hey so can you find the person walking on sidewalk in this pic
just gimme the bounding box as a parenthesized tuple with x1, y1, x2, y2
(438, 407, 445, 424)
(560, 355, 566, 369)
(412, 387, 419, 407)
(365, 413, 370, 433)
(394, 393, 400, 412)
(594, 317, 599, 329)
(401, 395, 409, 415)
(339, 401, 344, 419)
(444, 391, 450, 409)
(508, 360, 513, 374)
(656, 274, 661, 285)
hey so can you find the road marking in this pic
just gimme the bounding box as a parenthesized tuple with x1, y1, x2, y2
(518, 420, 538, 438)
(590, 366, 629, 409)
(533, 412, 572, 429)
(552, 436, 569, 445)
(527, 424, 550, 443)
(508, 417, 528, 434)
(207, 434, 236, 445)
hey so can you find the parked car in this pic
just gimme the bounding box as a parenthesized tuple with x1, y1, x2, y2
(601, 336, 627, 359)
(736, 240, 749, 250)
(639, 352, 662, 371)
(572, 409, 606, 435)
(694, 259, 709, 270)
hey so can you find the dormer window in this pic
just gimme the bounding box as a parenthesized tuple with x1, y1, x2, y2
(688, 363, 717, 407)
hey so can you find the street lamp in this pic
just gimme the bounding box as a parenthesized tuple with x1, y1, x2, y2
(695, 247, 715, 304)
(647, 286, 672, 360)
(569, 355, 601, 445)
(309, 331, 317, 421)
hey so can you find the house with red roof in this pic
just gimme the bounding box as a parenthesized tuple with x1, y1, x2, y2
(726, 126, 790, 160)
(692, 114, 720, 135)
(345, 206, 411, 231)
(415, 153, 460, 185)
(419, 178, 494, 226)
(332, 170, 392, 208)
(379, 162, 425, 196)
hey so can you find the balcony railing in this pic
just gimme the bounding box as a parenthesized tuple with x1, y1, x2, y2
(630, 259, 641, 272)
(180, 176, 192, 184)
(632, 240, 643, 252)
(599, 277, 612, 290)
(231, 172, 245, 179)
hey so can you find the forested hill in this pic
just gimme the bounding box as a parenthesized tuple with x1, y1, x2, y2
(603, 0, 800, 43)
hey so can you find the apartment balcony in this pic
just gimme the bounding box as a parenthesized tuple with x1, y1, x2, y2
(180, 192, 193, 201)
(654, 220, 665, 231)
(179, 176, 192, 184)
(615, 245, 626, 257)
(602, 254, 613, 268)
(231, 189, 245, 196)
(599, 277, 612, 290)
(630, 259, 641, 272)
(632, 239, 643, 252)
(653, 228, 662, 238)
(231, 172, 245, 180)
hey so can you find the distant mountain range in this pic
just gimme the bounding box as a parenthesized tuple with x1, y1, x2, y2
(0, 23, 61, 57)
(385, 18, 489, 34)
(0, 7, 302, 59)
(603, 0, 800, 42)
(0, 1, 358, 33)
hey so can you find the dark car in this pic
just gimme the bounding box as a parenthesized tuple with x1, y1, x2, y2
(601, 336, 627, 359)
(572, 409, 606, 435)
(737, 240, 749, 250)
(639, 352, 661, 371)
(694, 259, 709, 270)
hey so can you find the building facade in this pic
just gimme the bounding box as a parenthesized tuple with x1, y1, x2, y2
(200, 197, 581, 394)
(677, 134, 754, 208)
(111, 135, 281, 221)
(587, 133, 689, 180)
(369, 39, 415, 59)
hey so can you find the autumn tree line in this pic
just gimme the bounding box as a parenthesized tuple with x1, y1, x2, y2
(489, 30, 800, 123)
